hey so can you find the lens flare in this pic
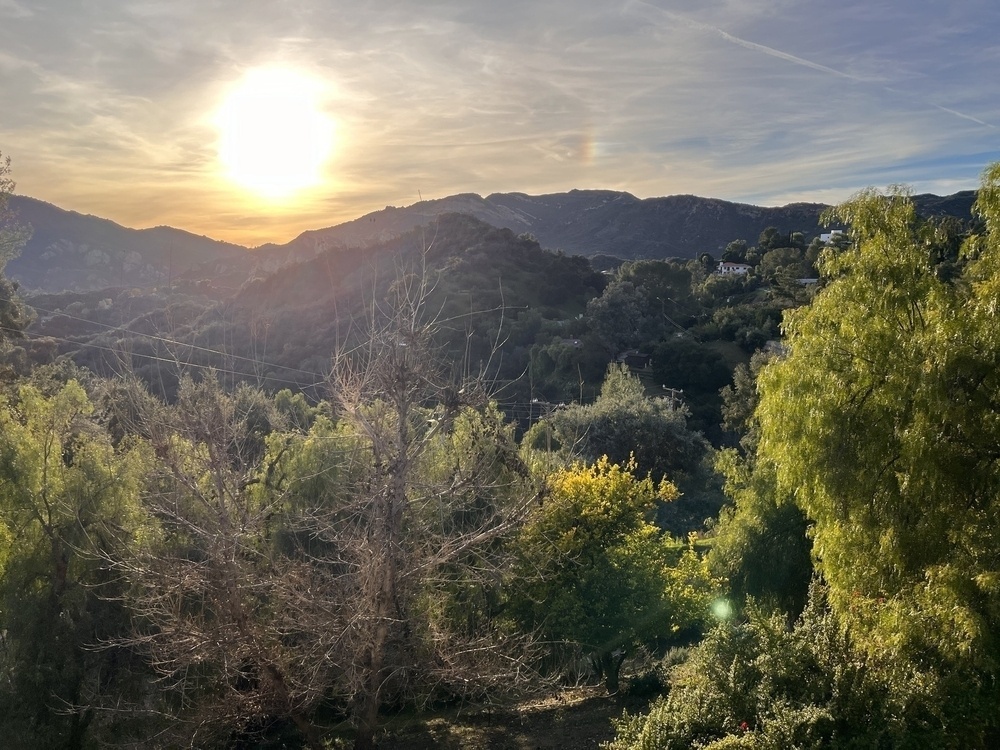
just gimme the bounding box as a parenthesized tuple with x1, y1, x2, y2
(711, 598, 733, 621)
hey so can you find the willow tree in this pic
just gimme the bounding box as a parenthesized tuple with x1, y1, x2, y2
(754, 165, 1000, 741)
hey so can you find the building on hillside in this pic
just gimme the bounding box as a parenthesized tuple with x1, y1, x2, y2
(716, 261, 752, 275)
(820, 229, 844, 243)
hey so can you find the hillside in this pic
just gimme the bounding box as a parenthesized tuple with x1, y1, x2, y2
(7, 195, 252, 293)
(23, 214, 607, 402)
(6, 188, 978, 295)
(257, 189, 978, 267)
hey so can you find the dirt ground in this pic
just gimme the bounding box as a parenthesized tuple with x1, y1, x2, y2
(373, 687, 655, 750)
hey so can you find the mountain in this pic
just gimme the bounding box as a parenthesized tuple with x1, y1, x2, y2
(259, 189, 979, 268)
(910, 190, 978, 218)
(7, 188, 979, 294)
(27, 213, 606, 401)
(6, 195, 252, 293)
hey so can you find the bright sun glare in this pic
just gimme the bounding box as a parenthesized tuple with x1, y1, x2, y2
(216, 67, 335, 199)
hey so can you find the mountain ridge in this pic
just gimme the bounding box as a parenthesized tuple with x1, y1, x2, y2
(7, 188, 979, 294)
(7, 195, 250, 292)
(258, 188, 977, 267)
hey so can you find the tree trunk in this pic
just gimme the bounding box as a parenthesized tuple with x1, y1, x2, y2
(354, 501, 399, 750)
(593, 650, 626, 694)
(261, 663, 325, 750)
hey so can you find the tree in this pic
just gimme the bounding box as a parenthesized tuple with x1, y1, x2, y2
(586, 280, 647, 354)
(534, 364, 720, 535)
(697, 252, 716, 276)
(546, 363, 707, 483)
(0, 381, 150, 748)
(721, 239, 748, 263)
(756, 226, 786, 252)
(650, 338, 730, 438)
(708, 449, 812, 618)
(752, 167, 1000, 741)
(617, 259, 700, 326)
(510, 458, 719, 693)
(106, 375, 335, 749)
(605, 584, 940, 750)
(707, 352, 814, 616)
(757, 246, 806, 283)
(315, 268, 541, 750)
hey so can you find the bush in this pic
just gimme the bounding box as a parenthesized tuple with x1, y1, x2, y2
(603, 583, 961, 750)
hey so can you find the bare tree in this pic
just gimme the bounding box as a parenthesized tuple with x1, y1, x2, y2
(104, 375, 333, 749)
(313, 264, 543, 749)
(104, 254, 542, 749)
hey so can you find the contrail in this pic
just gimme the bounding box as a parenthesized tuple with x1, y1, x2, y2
(711, 27, 864, 83)
(629, 0, 868, 82)
(629, 0, 996, 129)
(932, 105, 995, 129)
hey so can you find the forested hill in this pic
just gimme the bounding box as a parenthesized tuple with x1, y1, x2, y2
(26, 214, 607, 400)
(258, 189, 978, 265)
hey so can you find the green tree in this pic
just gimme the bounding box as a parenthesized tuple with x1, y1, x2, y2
(617, 259, 700, 326)
(510, 458, 719, 693)
(708, 449, 812, 617)
(605, 584, 940, 750)
(721, 240, 748, 263)
(0, 381, 150, 748)
(586, 280, 647, 353)
(650, 338, 730, 438)
(545, 363, 707, 483)
(757, 245, 806, 283)
(756, 226, 786, 252)
(752, 167, 1000, 741)
(712, 352, 812, 615)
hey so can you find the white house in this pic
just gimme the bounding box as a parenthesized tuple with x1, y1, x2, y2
(717, 261, 752, 275)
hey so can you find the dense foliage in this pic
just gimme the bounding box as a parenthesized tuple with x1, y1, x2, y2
(4, 148, 1000, 749)
(608, 165, 1000, 748)
(510, 457, 719, 692)
(605, 585, 950, 750)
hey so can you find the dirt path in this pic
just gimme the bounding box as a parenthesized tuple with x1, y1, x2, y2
(376, 687, 654, 749)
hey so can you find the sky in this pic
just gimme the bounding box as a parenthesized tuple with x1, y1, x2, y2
(1, 0, 998, 247)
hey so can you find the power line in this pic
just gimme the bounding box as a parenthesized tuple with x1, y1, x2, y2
(1, 324, 328, 391)
(26, 303, 327, 380)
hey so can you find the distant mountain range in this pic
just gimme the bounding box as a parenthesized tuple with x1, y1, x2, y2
(7, 188, 979, 294)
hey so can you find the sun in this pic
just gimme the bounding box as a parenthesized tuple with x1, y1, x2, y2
(215, 67, 335, 199)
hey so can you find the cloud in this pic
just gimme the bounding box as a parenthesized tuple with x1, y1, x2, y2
(0, 0, 30, 18)
(1, 0, 997, 244)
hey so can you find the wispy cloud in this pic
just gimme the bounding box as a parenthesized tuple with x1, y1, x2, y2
(1, 0, 997, 245)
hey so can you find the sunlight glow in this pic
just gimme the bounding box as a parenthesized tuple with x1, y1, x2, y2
(215, 67, 335, 199)
(711, 598, 733, 621)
